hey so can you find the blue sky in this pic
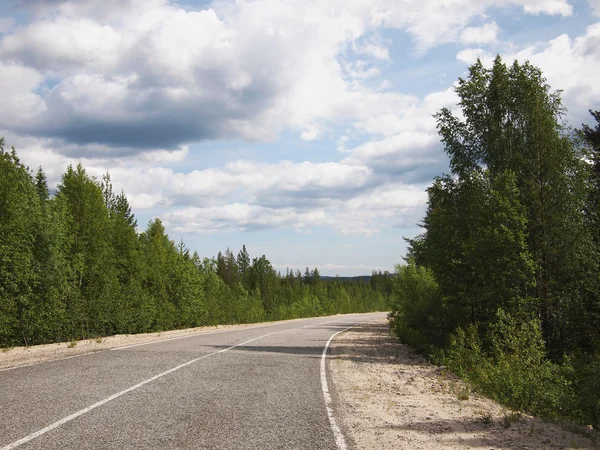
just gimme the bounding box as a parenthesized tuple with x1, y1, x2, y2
(1, 0, 599, 275)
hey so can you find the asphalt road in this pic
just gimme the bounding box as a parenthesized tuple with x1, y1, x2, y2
(0, 312, 386, 450)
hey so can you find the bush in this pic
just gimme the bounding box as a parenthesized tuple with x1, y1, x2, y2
(388, 260, 445, 352)
(572, 355, 600, 429)
(439, 309, 577, 421)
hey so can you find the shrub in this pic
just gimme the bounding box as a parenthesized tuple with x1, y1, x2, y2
(440, 309, 577, 421)
(388, 261, 445, 352)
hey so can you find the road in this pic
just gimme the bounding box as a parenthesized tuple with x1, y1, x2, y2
(0, 312, 386, 449)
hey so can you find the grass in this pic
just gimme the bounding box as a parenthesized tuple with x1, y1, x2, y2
(450, 382, 470, 401)
(502, 411, 522, 428)
(479, 412, 493, 426)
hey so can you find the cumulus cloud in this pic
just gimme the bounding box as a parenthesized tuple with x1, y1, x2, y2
(0, 0, 579, 155)
(459, 22, 500, 45)
(2, 0, 594, 242)
(469, 22, 600, 125)
(162, 182, 427, 236)
(456, 48, 495, 64)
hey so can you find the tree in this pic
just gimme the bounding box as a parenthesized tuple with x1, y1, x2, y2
(34, 167, 49, 202)
(303, 267, 312, 285)
(57, 164, 118, 338)
(580, 110, 600, 354)
(236, 245, 251, 288)
(0, 141, 39, 345)
(426, 56, 592, 357)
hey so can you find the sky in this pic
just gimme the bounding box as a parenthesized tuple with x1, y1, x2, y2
(0, 0, 599, 276)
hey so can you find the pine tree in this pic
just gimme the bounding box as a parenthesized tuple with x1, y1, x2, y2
(236, 245, 251, 288)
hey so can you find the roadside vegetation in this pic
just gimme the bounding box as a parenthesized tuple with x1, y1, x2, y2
(389, 56, 600, 429)
(0, 145, 393, 348)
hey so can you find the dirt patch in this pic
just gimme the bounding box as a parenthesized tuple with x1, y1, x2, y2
(330, 319, 599, 450)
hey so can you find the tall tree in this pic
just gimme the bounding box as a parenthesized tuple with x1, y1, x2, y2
(236, 245, 251, 288)
(0, 142, 38, 345)
(417, 56, 592, 356)
(580, 110, 600, 353)
(57, 164, 118, 338)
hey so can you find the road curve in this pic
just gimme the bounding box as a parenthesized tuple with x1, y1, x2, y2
(0, 312, 386, 449)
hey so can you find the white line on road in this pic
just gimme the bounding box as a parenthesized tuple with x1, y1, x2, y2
(0, 332, 276, 450)
(320, 324, 356, 450)
(112, 316, 332, 350)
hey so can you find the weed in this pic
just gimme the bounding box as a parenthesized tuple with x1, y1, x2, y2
(67, 340, 77, 348)
(95, 337, 103, 344)
(386, 399, 396, 414)
(502, 411, 522, 428)
(1, 346, 12, 353)
(480, 412, 493, 426)
(456, 385, 470, 401)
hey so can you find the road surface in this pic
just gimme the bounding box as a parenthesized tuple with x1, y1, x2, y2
(0, 312, 386, 449)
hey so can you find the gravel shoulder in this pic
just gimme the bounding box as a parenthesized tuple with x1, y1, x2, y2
(0, 318, 314, 372)
(330, 319, 599, 450)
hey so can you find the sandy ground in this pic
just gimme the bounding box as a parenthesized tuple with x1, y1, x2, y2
(0, 318, 309, 372)
(330, 319, 599, 450)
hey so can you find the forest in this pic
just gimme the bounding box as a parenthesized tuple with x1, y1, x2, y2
(389, 57, 600, 429)
(0, 148, 392, 348)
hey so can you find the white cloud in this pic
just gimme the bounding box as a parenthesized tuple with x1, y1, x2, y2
(162, 182, 426, 236)
(521, 0, 573, 15)
(1, 0, 593, 243)
(0, 0, 580, 154)
(1, 17, 121, 74)
(589, 0, 600, 16)
(358, 43, 390, 60)
(459, 21, 500, 45)
(0, 62, 44, 127)
(497, 23, 600, 124)
(456, 48, 495, 64)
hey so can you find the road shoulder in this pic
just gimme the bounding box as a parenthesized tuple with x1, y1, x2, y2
(330, 319, 599, 450)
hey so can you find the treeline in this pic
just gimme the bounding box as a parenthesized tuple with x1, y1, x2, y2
(0, 144, 391, 347)
(390, 57, 600, 428)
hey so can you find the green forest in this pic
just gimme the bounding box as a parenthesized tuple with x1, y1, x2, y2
(389, 57, 600, 429)
(0, 148, 392, 348)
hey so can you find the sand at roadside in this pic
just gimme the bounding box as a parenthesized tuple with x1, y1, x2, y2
(0, 318, 311, 372)
(330, 319, 599, 450)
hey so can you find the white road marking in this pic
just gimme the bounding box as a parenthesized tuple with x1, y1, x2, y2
(112, 317, 323, 350)
(320, 325, 356, 450)
(0, 332, 276, 450)
(0, 316, 322, 373)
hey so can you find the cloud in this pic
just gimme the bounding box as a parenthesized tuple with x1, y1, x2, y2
(162, 182, 427, 236)
(0, 17, 15, 34)
(0, 0, 579, 155)
(459, 22, 500, 45)
(589, 0, 600, 16)
(1, 0, 592, 243)
(521, 0, 572, 15)
(495, 23, 600, 124)
(358, 43, 390, 60)
(0, 62, 44, 127)
(456, 48, 495, 64)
